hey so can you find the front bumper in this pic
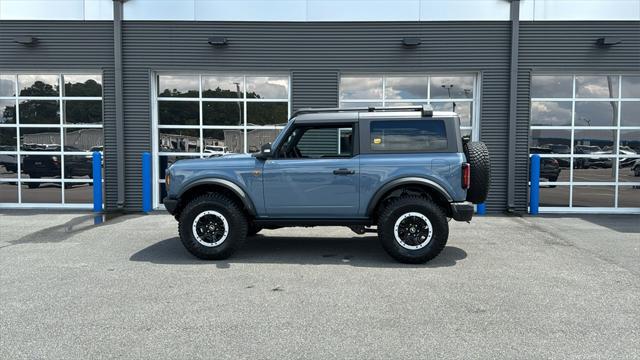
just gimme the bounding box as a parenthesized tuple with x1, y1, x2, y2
(450, 201, 474, 222)
(163, 197, 179, 214)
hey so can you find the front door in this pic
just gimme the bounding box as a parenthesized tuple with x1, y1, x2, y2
(263, 124, 359, 217)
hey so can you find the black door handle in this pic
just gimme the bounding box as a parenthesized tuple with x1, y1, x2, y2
(333, 168, 355, 175)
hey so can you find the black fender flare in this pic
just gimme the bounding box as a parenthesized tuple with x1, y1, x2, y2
(365, 177, 453, 217)
(179, 178, 257, 216)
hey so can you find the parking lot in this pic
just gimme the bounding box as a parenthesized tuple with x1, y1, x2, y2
(1, 212, 639, 359)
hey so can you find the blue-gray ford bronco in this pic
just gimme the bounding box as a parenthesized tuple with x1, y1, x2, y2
(163, 106, 490, 263)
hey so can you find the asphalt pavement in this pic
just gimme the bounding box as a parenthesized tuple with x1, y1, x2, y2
(1, 211, 639, 359)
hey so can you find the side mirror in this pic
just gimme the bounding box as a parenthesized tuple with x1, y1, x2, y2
(254, 143, 273, 160)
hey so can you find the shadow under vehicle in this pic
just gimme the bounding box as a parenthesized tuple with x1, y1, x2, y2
(530, 147, 561, 182)
(21, 145, 93, 188)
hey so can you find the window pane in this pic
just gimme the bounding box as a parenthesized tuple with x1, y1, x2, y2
(64, 183, 93, 204)
(537, 157, 569, 182)
(247, 128, 280, 154)
(531, 75, 572, 98)
(340, 101, 383, 108)
(572, 159, 615, 182)
(0, 128, 17, 150)
(370, 120, 447, 152)
(0, 182, 18, 202)
(0, 155, 18, 178)
(572, 186, 614, 207)
(294, 127, 341, 158)
(202, 76, 244, 98)
(539, 185, 569, 207)
(64, 100, 102, 124)
(21, 183, 62, 203)
(64, 155, 93, 179)
(0, 74, 16, 97)
(576, 76, 619, 98)
(621, 102, 640, 127)
(618, 157, 640, 182)
(18, 75, 59, 96)
(64, 128, 103, 152)
(530, 129, 571, 149)
(432, 102, 472, 127)
(159, 129, 200, 153)
(573, 130, 615, 151)
(340, 76, 383, 100)
(530, 101, 572, 126)
(0, 100, 16, 124)
(20, 128, 60, 149)
(621, 76, 640, 98)
(203, 129, 243, 154)
(203, 101, 243, 126)
(21, 154, 61, 179)
(63, 75, 102, 97)
(618, 186, 640, 208)
(158, 101, 199, 125)
(158, 155, 198, 179)
(575, 101, 617, 126)
(430, 76, 474, 99)
(246, 102, 288, 126)
(158, 75, 199, 98)
(620, 130, 640, 154)
(246, 76, 288, 99)
(385, 76, 428, 100)
(19, 100, 60, 124)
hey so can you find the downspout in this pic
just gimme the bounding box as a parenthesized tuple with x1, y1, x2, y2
(507, 0, 520, 212)
(113, 0, 125, 209)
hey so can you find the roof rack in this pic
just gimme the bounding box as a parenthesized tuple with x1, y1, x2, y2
(291, 105, 434, 119)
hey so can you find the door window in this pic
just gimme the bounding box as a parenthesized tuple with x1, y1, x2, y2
(279, 125, 355, 159)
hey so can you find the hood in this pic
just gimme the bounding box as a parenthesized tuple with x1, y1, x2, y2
(171, 153, 256, 169)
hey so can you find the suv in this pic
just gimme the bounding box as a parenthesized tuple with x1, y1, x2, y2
(163, 106, 490, 263)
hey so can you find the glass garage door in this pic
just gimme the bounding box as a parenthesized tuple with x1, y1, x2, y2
(0, 73, 104, 208)
(153, 74, 290, 208)
(339, 74, 479, 139)
(530, 75, 640, 212)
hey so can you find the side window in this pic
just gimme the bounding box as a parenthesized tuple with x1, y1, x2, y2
(370, 120, 447, 152)
(279, 125, 355, 159)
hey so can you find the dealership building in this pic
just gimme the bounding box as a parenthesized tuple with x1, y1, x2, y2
(0, 0, 638, 214)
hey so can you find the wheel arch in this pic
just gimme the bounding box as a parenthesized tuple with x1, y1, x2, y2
(178, 178, 257, 217)
(365, 177, 453, 218)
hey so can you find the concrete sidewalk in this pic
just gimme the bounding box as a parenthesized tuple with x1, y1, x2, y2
(0, 212, 638, 359)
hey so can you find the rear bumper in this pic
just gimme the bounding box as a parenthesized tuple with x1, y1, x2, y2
(450, 201, 474, 222)
(163, 197, 179, 214)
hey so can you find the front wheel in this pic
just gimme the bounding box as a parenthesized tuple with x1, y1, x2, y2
(178, 193, 248, 260)
(377, 196, 449, 264)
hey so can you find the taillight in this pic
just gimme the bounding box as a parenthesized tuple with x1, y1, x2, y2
(462, 163, 470, 189)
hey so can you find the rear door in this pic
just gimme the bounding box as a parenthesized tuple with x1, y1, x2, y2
(262, 123, 359, 217)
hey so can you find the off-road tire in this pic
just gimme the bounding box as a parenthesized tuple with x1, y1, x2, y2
(178, 193, 248, 260)
(378, 195, 449, 264)
(464, 141, 491, 204)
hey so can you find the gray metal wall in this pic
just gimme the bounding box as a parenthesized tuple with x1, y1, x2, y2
(0, 21, 118, 208)
(121, 21, 512, 211)
(514, 21, 640, 212)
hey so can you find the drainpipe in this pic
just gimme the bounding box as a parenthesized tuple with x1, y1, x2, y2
(507, 0, 520, 212)
(113, 0, 125, 209)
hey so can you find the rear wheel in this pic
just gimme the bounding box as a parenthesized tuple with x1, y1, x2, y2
(178, 193, 248, 260)
(378, 196, 448, 264)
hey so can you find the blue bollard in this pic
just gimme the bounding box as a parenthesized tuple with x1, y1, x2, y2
(477, 202, 486, 215)
(142, 152, 152, 213)
(92, 151, 102, 213)
(530, 154, 540, 215)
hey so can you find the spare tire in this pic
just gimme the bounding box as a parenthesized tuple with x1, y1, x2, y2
(464, 141, 491, 204)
